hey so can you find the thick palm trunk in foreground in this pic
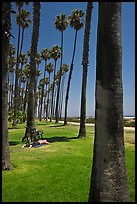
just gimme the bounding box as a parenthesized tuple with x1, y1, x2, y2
(2, 2, 12, 170)
(88, 2, 130, 202)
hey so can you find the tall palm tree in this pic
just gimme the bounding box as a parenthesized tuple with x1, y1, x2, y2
(45, 62, 54, 120)
(12, 4, 23, 127)
(54, 14, 69, 123)
(24, 2, 41, 139)
(43, 77, 49, 118)
(78, 2, 93, 138)
(50, 45, 61, 121)
(59, 63, 69, 119)
(8, 44, 16, 111)
(23, 63, 30, 112)
(39, 48, 50, 121)
(34, 53, 41, 116)
(2, 2, 12, 170)
(88, 2, 130, 202)
(64, 9, 84, 125)
(12, 4, 30, 128)
(19, 9, 31, 56)
(18, 53, 28, 98)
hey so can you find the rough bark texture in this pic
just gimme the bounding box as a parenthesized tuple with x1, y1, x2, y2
(64, 30, 77, 125)
(78, 2, 93, 138)
(88, 2, 130, 202)
(25, 2, 40, 135)
(2, 2, 12, 170)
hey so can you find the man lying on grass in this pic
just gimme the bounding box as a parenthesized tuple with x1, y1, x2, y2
(22, 139, 49, 148)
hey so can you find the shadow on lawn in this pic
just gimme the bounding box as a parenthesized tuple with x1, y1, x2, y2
(9, 141, 20, 146)
(43, 136, 78, 143)
(49, 124, 65, 128)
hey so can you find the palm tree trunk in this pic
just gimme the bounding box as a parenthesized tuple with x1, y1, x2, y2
(18, 63, 24, 100)
(34, 76, 38, 117)
(18, 28, 25, 102)
(46, 73, 50, 121)
(88, 2, 130, 202)
(43, 83, 48, 118)
(78, 2, 93, 138)
(59, 72, 66, 119)
(64, 30, 78, 125)
(39, 60, 47, 121)
(2, 2, 12, 170)
(50, 60, 56, 121)
(19, 28, 25, 56)
(55, 31, 63, 123)
(12, 24, 21, 128)
(10, 84, 14, 110)
(23, 80, 28, 112)
(24, 2, 40, 141)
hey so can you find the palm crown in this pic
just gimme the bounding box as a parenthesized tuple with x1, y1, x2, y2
(46, 62, 54, 74)
(50, 45, 61, 61)
(54, 14, 69, 32)
(16, 9, 31, 27)
(68, 9, 85, 31)
(41, 48, 51, 61)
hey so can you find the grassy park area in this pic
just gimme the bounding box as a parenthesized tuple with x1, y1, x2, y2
(2, 121, 135, 202)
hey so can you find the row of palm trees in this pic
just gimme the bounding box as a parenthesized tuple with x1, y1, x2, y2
(2, 2, 130, 202)
(7, 3, 85, 127)
(8, 44, 69, 121)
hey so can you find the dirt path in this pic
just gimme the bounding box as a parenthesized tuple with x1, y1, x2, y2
(55, 120, 135, 131)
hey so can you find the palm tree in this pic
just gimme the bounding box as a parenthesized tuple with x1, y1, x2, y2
(12, 4, 30, 128)
(2, 2, 12, 170)
(34, 53, 41, 116)
(43, 77, 49, 118)
(64, 9, 84, 125)
(20, 72, 26, 111)
(8, 44, 16, 111)
(59, 63, 69, 119)
(18, 53, 28, 98)
(24, 2, 41, 140)
(78, 2, 93, 138)
(54, 14, 69, 123)
(23, 63, 30, 112)
(88, 2, 130, 202)
(50, 45, 61, 121)
(39, 78, 45, 121)
(45, 62, 54, 120)
(19, 9, 31, 56)
(39, 48, 51, 121)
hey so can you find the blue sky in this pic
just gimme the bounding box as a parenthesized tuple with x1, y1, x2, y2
(10, 2, 135, 117)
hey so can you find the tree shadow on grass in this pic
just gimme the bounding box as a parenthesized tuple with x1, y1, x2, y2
(43, 136, 78, 143)
(49, 124, 65, 128)
(9, 141, 20, 146)
(36, 123, 50, 126)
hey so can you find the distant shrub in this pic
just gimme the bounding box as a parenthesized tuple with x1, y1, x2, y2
(86, 117, 95, 124)
(8, 111, 14, 122)
(124, 119, 135, 127)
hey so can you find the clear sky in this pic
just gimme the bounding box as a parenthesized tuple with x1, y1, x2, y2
(10, 2, 135, 117)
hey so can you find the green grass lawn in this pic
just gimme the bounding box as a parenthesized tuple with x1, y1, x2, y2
(2, 121, 135, 202)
